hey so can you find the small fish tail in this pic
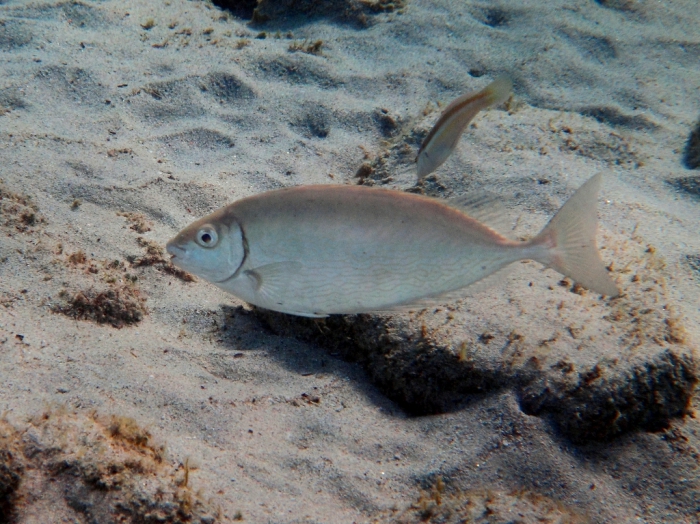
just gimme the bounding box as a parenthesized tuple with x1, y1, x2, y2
(482, 75, 512, 107)
(416, 75, 513, 180)
(529, 173, 619, 297)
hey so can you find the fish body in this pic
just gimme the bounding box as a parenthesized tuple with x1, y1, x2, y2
(417, 75, 513, 178)
(166, 174, 618, 317)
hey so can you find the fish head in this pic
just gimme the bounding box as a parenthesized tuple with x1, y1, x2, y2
(166, 213, 245, 283)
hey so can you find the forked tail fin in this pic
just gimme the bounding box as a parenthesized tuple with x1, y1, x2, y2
(481, 75, 513, 107)
(530, 173, 619, 297)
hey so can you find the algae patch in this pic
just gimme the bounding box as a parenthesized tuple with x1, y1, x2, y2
(52, 251, 147, 328)
(118, 211, 153, 234)
(55, 286, 147, 328)
(382, 477, 588, 523)
(0, 180, 46, 233)
(129, 236, 196, 283)
(0, 411, 219, 523)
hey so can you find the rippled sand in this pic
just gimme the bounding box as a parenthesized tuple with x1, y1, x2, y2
(0, 0, 698, 522)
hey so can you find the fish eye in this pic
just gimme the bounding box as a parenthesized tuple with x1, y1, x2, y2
(196, 225, 218, 248)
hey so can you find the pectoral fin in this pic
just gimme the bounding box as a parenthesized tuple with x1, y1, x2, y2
(246, 261, 301, 295)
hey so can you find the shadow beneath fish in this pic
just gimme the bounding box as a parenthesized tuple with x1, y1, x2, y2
(252, 307, 532, 416)
(217, 304, 408, 415)
(249, 306, 698, 445)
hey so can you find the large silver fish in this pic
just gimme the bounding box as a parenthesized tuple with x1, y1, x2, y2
(166, 174, 618, 317)
(416, 76, 512, 178)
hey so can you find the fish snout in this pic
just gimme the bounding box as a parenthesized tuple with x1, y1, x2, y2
(166, 241, 186, 259)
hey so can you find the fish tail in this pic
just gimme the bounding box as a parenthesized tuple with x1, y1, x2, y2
(416, 75, 513, 180)
(481, 75, 513, 107)
(529, 173, 619, 297)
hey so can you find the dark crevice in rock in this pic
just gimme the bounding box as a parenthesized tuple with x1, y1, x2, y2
(208, 0, 406, 26)
(475, 7, 510, 28)
(210, 0, 258, 19)
(683, 120, 700, 169)
(0, 443, 23, 523)
(594, 0, 640, 12)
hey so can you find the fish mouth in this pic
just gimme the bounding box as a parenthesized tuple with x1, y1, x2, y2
(166, 243, 186, 260)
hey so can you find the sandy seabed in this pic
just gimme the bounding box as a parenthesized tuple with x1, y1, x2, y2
(0, 0, 699, 522)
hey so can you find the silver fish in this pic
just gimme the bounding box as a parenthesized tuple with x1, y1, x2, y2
(417, 75, 512, 178)
(166, 174, 618, 317)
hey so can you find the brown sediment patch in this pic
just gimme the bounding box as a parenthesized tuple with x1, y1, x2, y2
(0, 180, 46, 233)
(53, 235, 194, 327)
(288, 39, 324, 55)
(381, 477, 588, 523)
(549, 120, 644, 167)
(54, 251, 147, 328)
(129, 236, 196, 283)
(353, 100, 443, 187)
(54, 286, 146, 328)
(117, 211, 152, 233)
(67, 249, 87, 265)
(601, 241, 690, 350)
(0, 411, 219, 523)
(354, 139, 417, 186)
(107, 147, 133, 158)
(518, 239, 698, 442)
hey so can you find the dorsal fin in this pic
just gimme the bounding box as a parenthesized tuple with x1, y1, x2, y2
(444, 191, 513, 236)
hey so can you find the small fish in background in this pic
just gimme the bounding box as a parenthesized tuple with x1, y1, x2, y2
(416, 75, 513, 178)
(166, 173, 618, 318)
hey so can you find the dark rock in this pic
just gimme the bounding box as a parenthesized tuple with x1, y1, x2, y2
(683, 120, 700, 169)
(519, 350, 698, 443)
(669, 175, 700, 199)
(210, 0, 406, 26)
